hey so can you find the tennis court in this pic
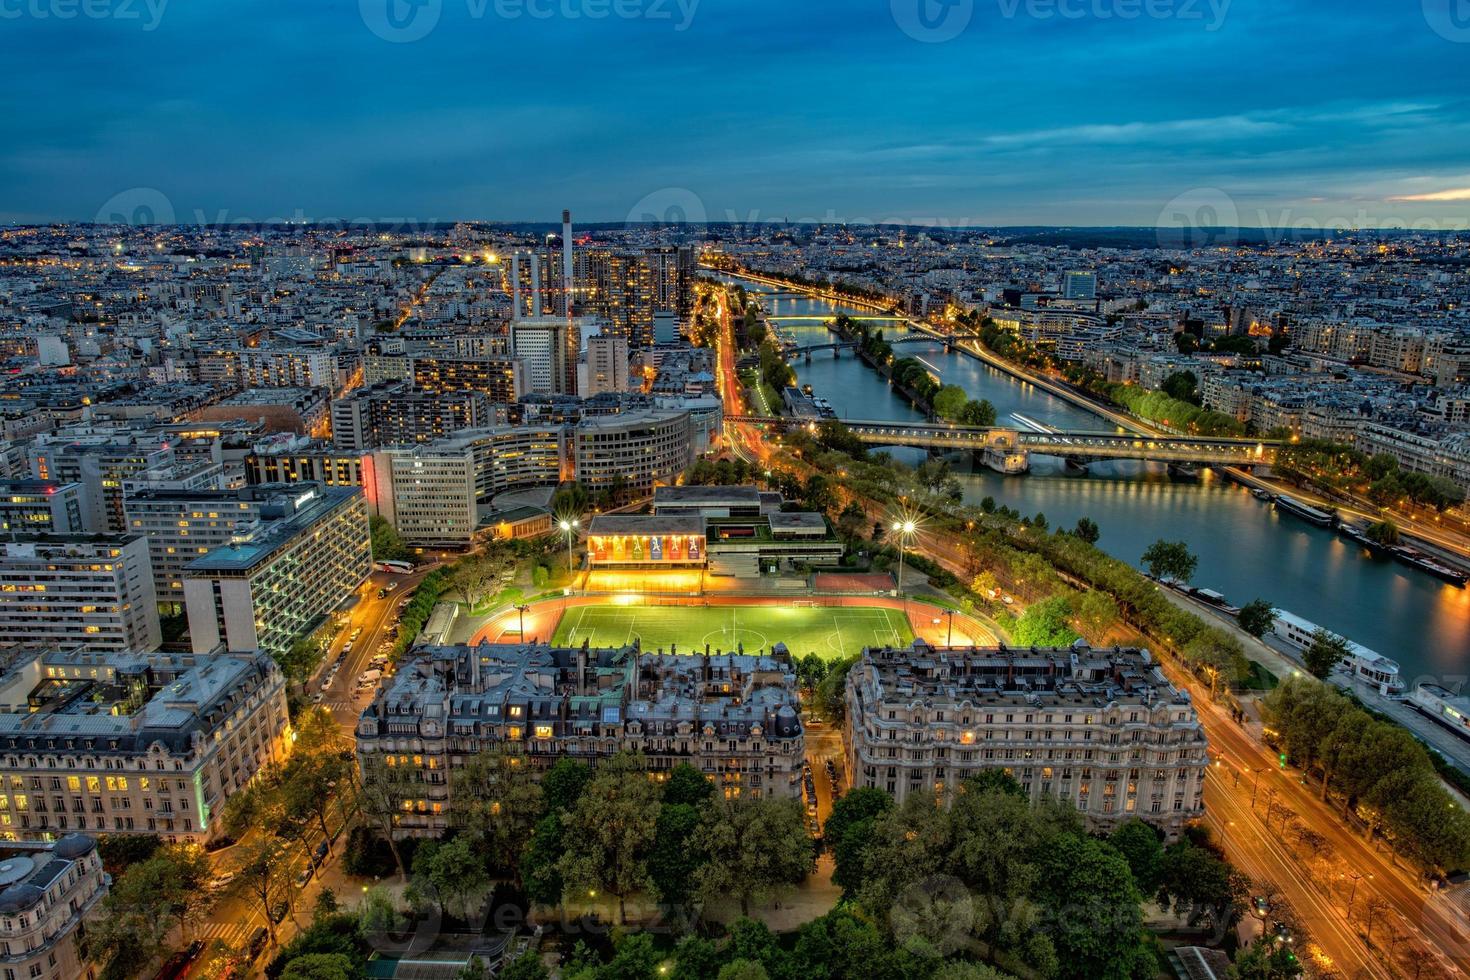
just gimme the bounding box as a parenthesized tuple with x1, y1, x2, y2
(551, 603, 913, 660)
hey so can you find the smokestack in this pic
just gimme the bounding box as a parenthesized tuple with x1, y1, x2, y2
(562, 209, 574, 317)
(511, 252, 522, 321)
(530, 255, 542, 317)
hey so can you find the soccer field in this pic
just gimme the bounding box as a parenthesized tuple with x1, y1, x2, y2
(551, 603, 913, 660)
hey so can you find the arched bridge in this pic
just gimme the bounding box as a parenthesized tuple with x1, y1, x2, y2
(725, 417, 1280, 473)
(736, 333, 988, 368)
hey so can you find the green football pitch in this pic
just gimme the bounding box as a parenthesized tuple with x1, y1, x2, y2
(551, 604, 914, 660)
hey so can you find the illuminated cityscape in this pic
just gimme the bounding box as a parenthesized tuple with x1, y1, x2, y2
(3, 2, 1470, 979)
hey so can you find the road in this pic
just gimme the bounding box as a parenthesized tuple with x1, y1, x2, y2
(316, 565, 440, 725)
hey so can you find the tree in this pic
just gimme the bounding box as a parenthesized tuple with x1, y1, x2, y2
(356, 756, 412, 880)
(1141, 539, 1198, 583)
(649, 802, 704, 910)
(1304, 627, 1351, 679)
(1011, 595, 1080, 647)
(557, 752, 661, 924)
(420, 834, 490, 922)
(824, 788, 894, 897)
(718, 960, 770, 980)
(692, 796, 815, 917)
(1109, 820, 1165, 894)
(1072, 517, 1101, 544)
(91, 845, 212, 979)
(497, 952, 548, 980)
(1074, 591, 1118, 642)
(452, 748, 544, 877)
(1162, 370, 1201, 405)
(237, 837, 292, 949)
(521, 814, 568, 914)
(279, 954, 357, 980)
(1035, 833, 1152, 980)
(932, 384, 969, 421)
(1237, 599, 1276, 638)
(369, 515, 411, 563)
(663, 762, 715, 807)
(1230, 939, 1302, 978)
(1365, 520, 1400, 546)
(959, 398, 997, 427)
(541, 758, 591, 815)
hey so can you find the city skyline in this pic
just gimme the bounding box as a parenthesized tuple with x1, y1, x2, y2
(4, 0, 1470, 227)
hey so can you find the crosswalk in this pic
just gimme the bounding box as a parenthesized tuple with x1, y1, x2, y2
(191, 917, 256, 951)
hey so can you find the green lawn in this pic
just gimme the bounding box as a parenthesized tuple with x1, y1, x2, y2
(552, 604, 913, 660)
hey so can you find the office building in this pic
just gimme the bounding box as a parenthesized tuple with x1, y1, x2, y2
(124, 484, 329, 609)
(844, 641, 1208, 836)
(356, 644, 804, 837)
(365, 426, 568, 548)
(0, 648, 290, 842)
(1063, 270, 1098, 301)
(584, 251, 656, 347)
(571, 409, 694, 494)
(182, 486, 371, 660)
(0, 535, 161, 654)
(582, 334, 630, 396)
(0, 835, 109, 980)
(0, 481, 85, 535)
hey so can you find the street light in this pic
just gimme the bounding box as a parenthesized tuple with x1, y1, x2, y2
(559, 518, 580, 589)
(891, 518, 917, 603)
(516, 604, 531, 641)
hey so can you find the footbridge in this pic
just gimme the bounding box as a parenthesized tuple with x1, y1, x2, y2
(725, 416, 1279, 473)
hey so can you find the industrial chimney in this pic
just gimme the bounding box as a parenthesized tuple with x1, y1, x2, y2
(530, 254, 542, 317)
(562, 209, 574, 317)
(511, 251, 522, 321)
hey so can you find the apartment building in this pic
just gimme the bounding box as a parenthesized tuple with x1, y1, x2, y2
(412, 355, 526, 403)
(571, 409, 694, 495)
(182, 486, 371, 659)
(330, 380, 490, 451)
(356, 643, 804, 837)
(246, 436, 365, 488)
(582, 334, 630, 396)
(0, 481, 84, 535)
(0, 835, 109, 980)
(0, 535, 161, 654)
(29, 433, 174, 533)
(510, 317, 579, 395)
(237, 347, 338, 390)
(0, 648, 290, 843)
(844, 641, 1208, 837)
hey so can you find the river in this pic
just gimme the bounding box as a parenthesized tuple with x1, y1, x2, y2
(716, 274, 1470, 684)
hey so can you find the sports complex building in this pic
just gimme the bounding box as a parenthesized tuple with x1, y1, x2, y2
(586, 486, 843, 576)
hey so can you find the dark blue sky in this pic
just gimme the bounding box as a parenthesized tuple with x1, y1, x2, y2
(5, 0, 1470, 227)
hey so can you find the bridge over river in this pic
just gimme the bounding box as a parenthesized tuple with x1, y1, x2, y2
(725, 416, 1279, 473)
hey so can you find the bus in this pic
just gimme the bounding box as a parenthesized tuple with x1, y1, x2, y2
(375, 560, 413, 575)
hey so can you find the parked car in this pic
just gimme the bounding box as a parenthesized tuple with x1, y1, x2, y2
(246, 927, 269, 961)
(294, 864, 313, 889)
(313, 840, 329, 866)
(153, 940, 204, 980)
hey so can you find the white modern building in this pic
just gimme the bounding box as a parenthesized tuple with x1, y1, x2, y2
(0, 535, 161, 654)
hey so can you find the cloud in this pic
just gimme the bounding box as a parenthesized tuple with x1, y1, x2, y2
(1389, 188, 1470, 202)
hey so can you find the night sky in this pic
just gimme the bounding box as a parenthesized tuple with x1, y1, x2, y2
(5, 0, 1470, 227)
